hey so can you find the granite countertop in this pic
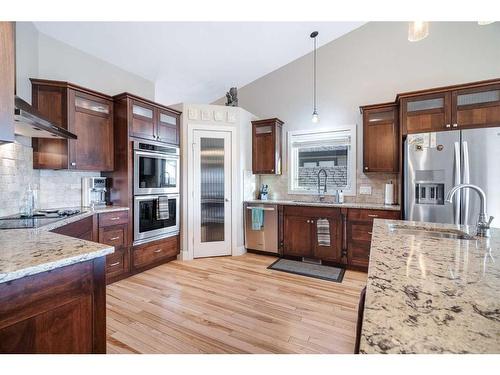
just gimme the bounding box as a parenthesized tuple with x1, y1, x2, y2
(360, 219, 500, 354)
(0, 206, 127, 284)
(244, 199, 401, 211)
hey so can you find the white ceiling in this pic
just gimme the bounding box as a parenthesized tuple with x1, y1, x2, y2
(33, 22, 364, 105)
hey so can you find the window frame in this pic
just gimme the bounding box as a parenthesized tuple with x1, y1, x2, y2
(287, 125, 357, 196)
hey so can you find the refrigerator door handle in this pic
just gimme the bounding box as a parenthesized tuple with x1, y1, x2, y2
(454, 141, 461, 224)
(462, 141, 470, 225)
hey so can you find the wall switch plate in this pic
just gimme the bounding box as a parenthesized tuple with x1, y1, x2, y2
(359, 185, 372, 195)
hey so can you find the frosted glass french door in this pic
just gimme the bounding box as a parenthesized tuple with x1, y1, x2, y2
(193, 130, 232, 258)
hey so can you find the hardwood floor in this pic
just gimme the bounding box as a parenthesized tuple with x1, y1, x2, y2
(106, 253, 367, 354)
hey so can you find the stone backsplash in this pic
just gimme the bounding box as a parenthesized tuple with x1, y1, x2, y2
(0, 137, 100, 217)
(258, 170, 400, 204)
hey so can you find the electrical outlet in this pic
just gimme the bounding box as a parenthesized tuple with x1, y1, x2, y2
(359, 185, 372, 195)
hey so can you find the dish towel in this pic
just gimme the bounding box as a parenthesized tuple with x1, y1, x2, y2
(251, 208, 265, 231)
(316, 218, 331, 247)
(156, 196, 170, 220)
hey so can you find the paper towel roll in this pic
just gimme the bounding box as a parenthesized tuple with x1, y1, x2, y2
(384, 182, 395, 205)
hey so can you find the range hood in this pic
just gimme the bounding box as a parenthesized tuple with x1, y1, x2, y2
(14, 96, 77, 139)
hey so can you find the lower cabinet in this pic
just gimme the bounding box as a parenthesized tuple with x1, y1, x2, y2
(50, 215, 96, 241)
(281, 205, 400, 272)
(0, 258, 106, 354)
(132, 235, 180, 272)
(283, 206, 342, 263)
(346, 209, 401, 271)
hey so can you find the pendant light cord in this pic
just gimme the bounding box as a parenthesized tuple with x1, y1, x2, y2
(313, 35, 316, 112)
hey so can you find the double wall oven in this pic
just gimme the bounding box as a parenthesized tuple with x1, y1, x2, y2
(133, 140, 180, 245)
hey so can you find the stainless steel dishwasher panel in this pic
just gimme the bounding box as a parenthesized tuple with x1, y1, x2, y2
(244, 204, 278, 253)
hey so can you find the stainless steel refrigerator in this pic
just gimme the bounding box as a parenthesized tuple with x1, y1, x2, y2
(404, 127, 500, 228)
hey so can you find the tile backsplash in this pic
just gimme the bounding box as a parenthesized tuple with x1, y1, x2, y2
(0, 137, 100, 217)
(258, 170, 400, 204)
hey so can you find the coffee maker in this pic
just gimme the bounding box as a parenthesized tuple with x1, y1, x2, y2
(82, 177, 107, 208)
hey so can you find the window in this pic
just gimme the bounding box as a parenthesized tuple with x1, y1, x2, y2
(288, 126, 356, 195)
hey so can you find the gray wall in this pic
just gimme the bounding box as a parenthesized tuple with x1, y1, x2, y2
(214, 22, 500, 203)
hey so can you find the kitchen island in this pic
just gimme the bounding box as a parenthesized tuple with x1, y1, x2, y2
(360, 219, 500, 354)
(0, 212, 116, 353)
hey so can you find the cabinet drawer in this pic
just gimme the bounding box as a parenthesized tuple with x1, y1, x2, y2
(284, 205, 341, 219)
(98, 225, 126, 248)
(106, 248, 127, 278)
(347, 209, 400, 223)
(132, 236, 179, 269)
(98, 210, 129, 227)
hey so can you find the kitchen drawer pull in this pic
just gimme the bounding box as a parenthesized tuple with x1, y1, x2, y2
(109, 236, 120, 241)
(109, 217, 120, 221)
(154, 249, 162, 253)
(109, 261, 121, 267)
(246, 207, 275, 211)
(367, 214, 379, 218)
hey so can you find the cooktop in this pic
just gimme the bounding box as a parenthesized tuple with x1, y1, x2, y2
(0, 209, 85, 230)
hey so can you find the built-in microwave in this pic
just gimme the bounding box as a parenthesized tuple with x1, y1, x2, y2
(133, 194, 179, 245)
(133, 141, 180, 195)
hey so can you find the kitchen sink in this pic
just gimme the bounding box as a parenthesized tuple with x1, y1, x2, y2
(387, 224, 476, 241)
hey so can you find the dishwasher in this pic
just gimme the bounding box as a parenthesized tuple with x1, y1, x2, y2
(244, 203, 278, 253)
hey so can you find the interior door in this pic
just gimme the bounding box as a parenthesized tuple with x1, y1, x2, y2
(461, 127, 500, 228)
(193, 130, 232, 258)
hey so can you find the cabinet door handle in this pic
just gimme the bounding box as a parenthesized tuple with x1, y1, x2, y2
(154, 249, 162, 253)
(71, 162, 76, 166)
(368, 232, 373, 235)
(109, 236, 120, 241)
(109, 261, 121, 267)
(446, 124, 451, 128)
(452, 123, 458, 128)
(367, 214, 379, 218)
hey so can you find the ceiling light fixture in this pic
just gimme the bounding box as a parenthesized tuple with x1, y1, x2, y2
(408, 21, 429, 42)
(310, 31, 319, 123)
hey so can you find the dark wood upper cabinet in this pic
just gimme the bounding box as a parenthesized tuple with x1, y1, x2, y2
(252, 118, 283, 175)
(361, 103, 399, 173)
(0, 22, 15, 143)
(452, 83, 500, 129)
(31, 79, 114, 171)
(400, 91, 451, 134)
(119, 93, 180, 145)
(398, 78, 500, 134)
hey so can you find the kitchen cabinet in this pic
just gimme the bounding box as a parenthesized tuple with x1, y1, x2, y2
(0, 22, 15, 143)
(452, 83, 500, 129)
(283, 206, 342, 262)
(132, 235, 180, 272)
(98, 211, 130, 284)
(399, 78, 500, 134)
(0, 258, 106, 353)
(117, 93, 181, 145)
(361, 102, 399, 173)
(400, 91, 451, 134)
(252, 118, 283, 175)
(346, 209, 400, 271)
(31, 79, 114, 171)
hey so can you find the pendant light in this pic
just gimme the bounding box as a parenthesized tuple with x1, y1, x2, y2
(408, 21, 429, 42)
(310, 31, 319, 123)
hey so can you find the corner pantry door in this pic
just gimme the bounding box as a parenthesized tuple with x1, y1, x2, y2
(192, 130, 232, 258)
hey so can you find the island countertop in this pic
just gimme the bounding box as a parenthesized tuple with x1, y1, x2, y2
(0, 206, 127, 284)
(360, 219, 500, 354)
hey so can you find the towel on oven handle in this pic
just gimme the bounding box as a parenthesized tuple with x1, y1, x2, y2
(156, 196, 170, 220)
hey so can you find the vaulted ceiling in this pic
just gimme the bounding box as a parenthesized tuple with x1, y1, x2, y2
(34, 22, 364, 104)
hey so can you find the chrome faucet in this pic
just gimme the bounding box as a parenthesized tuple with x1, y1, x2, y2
(445, 184, 494, 237)
(317, 169, 328, 201)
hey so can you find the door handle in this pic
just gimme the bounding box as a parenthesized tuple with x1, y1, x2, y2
(453, 141, 461, 224)
(462, 141, 470, 225)
(225, 198, 230, 202)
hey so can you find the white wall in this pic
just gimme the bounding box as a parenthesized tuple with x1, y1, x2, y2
(214, 21, 500, 203)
